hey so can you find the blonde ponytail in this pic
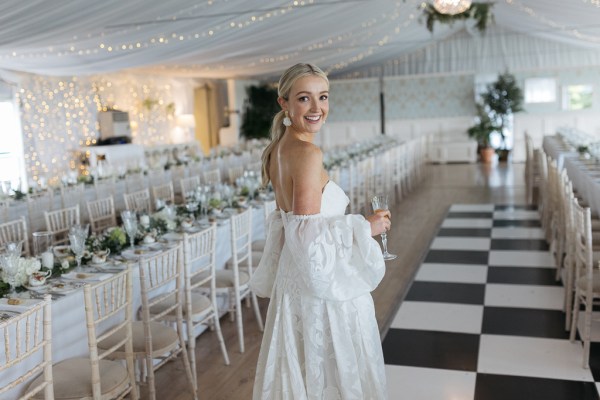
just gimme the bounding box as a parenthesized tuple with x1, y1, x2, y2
(261, 110, 286, 186)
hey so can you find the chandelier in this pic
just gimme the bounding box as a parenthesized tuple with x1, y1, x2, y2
(433, 0, 472, 15)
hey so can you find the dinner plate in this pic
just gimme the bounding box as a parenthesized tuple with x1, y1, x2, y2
(25, 283, 50, 292)
(121, 248, 161, 260)
(61, 272, 112, 282)
(48, 281, 85, 294)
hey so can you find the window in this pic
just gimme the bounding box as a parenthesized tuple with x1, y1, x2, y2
(562, 84, 593, 111)
(524, 77, 556, 103)
(0, 100, 26, 194)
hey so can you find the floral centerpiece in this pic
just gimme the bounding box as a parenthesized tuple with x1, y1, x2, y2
(0, 256, 42, 297)
(87, 227, 128, 255)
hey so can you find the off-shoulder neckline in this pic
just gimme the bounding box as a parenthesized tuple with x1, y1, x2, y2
(277, 180, 332, 215)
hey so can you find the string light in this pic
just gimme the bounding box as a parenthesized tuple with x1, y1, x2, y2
(17, 74, 187, 185)
(506, 0, 600, 44)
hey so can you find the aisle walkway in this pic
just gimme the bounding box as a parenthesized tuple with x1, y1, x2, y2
(384, 203, 599, 400)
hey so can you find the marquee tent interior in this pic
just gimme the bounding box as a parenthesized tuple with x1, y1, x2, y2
(1, 0, 600, 79)
(1, 0, 599, 187)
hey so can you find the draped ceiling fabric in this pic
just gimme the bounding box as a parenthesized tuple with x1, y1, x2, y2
(0, 0, 600, 81)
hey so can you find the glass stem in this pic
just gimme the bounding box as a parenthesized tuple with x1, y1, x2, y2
(381, 233, 389, 255)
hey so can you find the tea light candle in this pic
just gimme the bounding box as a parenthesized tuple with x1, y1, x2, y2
(41, 251, 54, 269)
(140, 215, 150, 228)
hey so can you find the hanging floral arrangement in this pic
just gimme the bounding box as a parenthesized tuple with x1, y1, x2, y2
(420, 2, 494, 33)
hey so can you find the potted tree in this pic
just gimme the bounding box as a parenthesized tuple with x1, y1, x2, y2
(468, 71, 524, 162)
(467, 103, 496, 163)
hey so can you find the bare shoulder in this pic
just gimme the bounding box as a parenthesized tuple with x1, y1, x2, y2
(289, 141, 323, 169)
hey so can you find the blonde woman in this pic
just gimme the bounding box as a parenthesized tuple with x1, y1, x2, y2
(251, 63, 389, 399)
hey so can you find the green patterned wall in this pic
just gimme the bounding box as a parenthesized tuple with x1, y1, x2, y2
(328, 79, 380, 122)
(327, 66, 600, 122)
(384, 74, 475, 119)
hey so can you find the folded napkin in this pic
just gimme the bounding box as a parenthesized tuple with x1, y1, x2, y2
(61, 272, 113, 282)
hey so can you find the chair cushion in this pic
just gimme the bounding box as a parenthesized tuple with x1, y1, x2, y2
(224, 252, 262, 270)
(210, 269, 250, 288)
(252, 239, 266, 252)
(577, 271, 600, 293)
(30, 358, 129, 400)
(99, 321, 178, 355)
(149, 292, 211, 318)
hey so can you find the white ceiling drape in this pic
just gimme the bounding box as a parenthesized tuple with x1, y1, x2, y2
(1, 0, 599, 79)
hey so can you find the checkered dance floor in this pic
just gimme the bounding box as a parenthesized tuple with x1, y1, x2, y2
(383, 204, 600, 400)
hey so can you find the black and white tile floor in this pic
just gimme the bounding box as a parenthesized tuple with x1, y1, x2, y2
(384, 204, 600, 400)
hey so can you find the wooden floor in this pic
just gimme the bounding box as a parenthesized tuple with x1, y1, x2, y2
(153, 162, 528, 400)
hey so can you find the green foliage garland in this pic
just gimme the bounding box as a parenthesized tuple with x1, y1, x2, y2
(421, 2, 494, 33)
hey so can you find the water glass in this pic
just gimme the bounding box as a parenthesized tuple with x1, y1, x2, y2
(33, 231, 53, 257)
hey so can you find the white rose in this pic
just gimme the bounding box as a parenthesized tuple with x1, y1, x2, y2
(15, 269, 28, 286)
(24, 259, 41, 275)
(61, 259, 70, 270)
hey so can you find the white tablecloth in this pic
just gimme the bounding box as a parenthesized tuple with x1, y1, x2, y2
(1, 206, 266, 399)
(543, 135, 600, 214)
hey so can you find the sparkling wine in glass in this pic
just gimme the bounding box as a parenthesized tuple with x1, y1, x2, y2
(371, 194, 397, 261)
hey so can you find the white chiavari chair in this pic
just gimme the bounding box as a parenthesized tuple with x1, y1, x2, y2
(27, 191, 55, 234)
(0, 216, 30, 256)
(2, 295, 53, 400)
(44, 205, 80, 246)
(29, 270, 138, 400)
(86, 196, 117, 235)
(252, 200, 277, 253)
(0, 198, 9, 222)
(59, 183, 84, 210)
(175, 225, 231, 388)
(569, 197, 600, 368)
(203, 169, 221, 186)
(227, 166, 244, 184)
(101, 245, 196, 400)
(216, 208, 264, 353)
(525, 132, 541, 205)
(151, 182, 175, 207)
(123, 189, 152, 214)
(179, 176, 200, 201)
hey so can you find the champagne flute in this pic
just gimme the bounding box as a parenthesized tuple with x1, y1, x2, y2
(371, 194, 397, 261)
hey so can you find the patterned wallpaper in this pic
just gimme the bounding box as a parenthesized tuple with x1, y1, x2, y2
(328, 79, 380, 122)
(328, 74, 476, 122)
(384, 74, 475, 119)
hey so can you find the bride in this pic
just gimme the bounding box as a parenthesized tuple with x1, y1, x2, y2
(250, 63, 391, 400)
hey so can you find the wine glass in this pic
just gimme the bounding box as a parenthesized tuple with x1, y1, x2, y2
(371, 194, 397, 261)
(68, 232, 86, 272)
(0, 255, 20, 298)
(121, 211, 138, 249)
(4, 241, 23, 258)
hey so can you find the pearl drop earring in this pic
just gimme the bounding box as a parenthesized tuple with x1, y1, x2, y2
(283, 111, 292, 127)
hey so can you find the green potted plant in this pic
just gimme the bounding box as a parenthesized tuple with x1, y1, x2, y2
(240, 84, 279, 140)
(467, 103, 496, 163)
(468, 71, 524, 162)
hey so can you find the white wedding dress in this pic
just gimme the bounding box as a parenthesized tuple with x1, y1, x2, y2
(250, 181, 387, 400)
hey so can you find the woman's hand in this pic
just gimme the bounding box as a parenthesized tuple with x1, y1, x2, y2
(366, 210, 391, 237)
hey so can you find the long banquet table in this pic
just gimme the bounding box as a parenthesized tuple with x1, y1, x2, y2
(1, 205, 267, 399)
(543, 135, 600, 214)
